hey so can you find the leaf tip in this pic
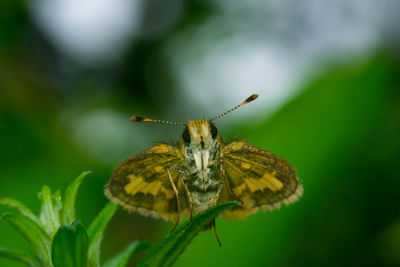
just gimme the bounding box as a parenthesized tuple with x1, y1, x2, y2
(0, 212, 9, 221)
(83, 170, 92, 176)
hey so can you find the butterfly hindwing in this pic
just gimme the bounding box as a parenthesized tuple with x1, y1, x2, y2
(220, 140, 303, 219)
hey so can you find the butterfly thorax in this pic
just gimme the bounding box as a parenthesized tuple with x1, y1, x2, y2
(181, 119, 223, 213)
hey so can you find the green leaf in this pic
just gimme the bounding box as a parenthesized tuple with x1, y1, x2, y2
(87, 202, 118, 267)
(102, 241, 151, 267)
(61, 171, 91, 226)
(0, 198, 40, 226)
(1, 212, 52, 267)
(38, 186, 61, 237)
(51, 221, 89, 267)
(0, 247, 42, 267)
(138, 201, 240, 267)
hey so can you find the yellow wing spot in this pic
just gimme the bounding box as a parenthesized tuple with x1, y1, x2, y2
(242, 174, 284, 193)
(230, 141, 246, 150)
(241, 162, 252, 169)
(124, 176, 143, 193)
(150, 144, 171, 153)
(154, 166, 164, 173)
(124, 175, 175, 198)
(246, 178, 264, 192)
(140, 181, 161, 195)
(127, 174, 136, 180)
(233, 183, 247, 196)
(257, 178, 272, 190)
(125, 177, 160, 195)
(262, 173, 284, 191)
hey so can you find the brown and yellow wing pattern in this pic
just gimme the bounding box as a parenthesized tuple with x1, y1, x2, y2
(220, 140, 303, 219)
(105, 143, 188, 222)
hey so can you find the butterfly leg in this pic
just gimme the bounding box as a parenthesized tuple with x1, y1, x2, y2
(213, 184, 223, 206)
(171, 166, 194, 220)
(210, 184, 223, 247)
(212, 220, 222, 247)
(220, 162, 242, 203)
(181, 177, 193, 220)
(167, 168, 180, 232)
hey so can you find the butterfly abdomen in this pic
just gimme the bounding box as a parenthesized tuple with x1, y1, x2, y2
(183, 165, 222, 214)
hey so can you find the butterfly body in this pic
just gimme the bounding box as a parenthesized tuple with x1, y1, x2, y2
(181, 119, 223, 215)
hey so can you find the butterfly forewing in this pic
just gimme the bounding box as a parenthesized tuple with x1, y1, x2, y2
(220, 140, 302, 219)
(105, 143, 188, 221)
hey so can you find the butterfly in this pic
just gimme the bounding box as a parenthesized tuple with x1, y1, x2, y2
(105, 94, 303, 246)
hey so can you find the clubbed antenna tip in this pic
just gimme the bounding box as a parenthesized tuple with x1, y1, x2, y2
(210, 93, 259, 121)
(243, 94, 259, 104)
(130, 116, 151, 122)
(130, 115, 185, 125)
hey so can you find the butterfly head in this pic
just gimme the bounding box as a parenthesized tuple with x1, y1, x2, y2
(182, 119, 218, 147)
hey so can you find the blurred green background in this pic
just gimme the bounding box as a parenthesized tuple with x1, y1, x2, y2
(1, 0, 400, 266)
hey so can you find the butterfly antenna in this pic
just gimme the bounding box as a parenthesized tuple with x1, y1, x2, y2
(130, 116, 185, 126)
(210, 94, 259, 121)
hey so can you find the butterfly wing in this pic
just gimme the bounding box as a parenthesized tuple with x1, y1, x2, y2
(220, 140, 303, 219)
(105, 143, 188, 222)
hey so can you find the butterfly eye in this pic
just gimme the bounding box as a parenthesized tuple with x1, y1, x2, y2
(182, 126, 191, 143)
(210, 123, 218, 139)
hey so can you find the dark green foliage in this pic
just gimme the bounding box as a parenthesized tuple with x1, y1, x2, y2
(138, 201, 240, 267)
(103, 241, 151, 267)
(0, 213, 52, 266)
(51, 222, 89, 267)
(0, 172, 149, 267)
(62, 171, 91, 226)
(87, 203, 118, 267)
(0, 247, 41, 267)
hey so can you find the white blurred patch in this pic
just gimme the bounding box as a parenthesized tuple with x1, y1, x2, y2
(163, 0, 398, 123)
(60, 109, 145, 164)
(167, 40, 299, 123)
(29, 0, 143, 64)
